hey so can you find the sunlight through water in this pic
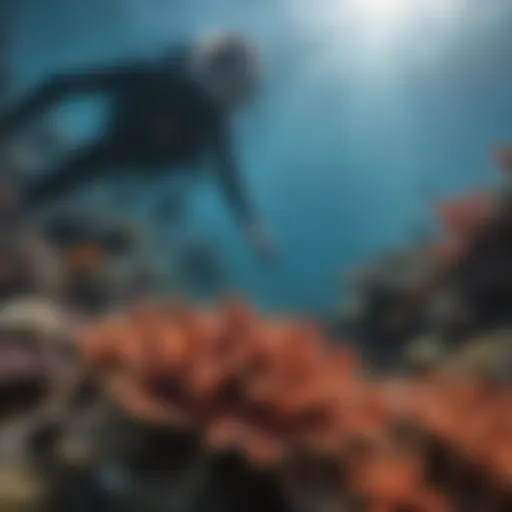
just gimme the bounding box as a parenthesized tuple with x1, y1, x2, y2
(288, 0, 472, 66)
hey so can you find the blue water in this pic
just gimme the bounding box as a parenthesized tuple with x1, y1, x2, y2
(9, 0, 512, 313)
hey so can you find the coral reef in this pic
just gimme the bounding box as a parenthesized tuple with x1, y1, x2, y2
(79, 298, 511, 511)
(434, 191, 496, 264)
(2, 147, 511, 510)
(80, 299, 359, 466)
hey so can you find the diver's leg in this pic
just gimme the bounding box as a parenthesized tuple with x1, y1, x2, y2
(24, 144, 116, 210)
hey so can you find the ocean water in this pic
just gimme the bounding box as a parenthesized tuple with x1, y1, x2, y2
(6, 0, 512, 313)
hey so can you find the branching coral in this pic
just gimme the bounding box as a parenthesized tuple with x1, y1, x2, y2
(398, 375, 512, 495)
(431, 150, 512, 336)
(434, 144, 512, 269)
(75, 299, 510, 510)
(79, 299, 362, 466)
(77, 298, 512, 511)
(434, 190, 512, 334)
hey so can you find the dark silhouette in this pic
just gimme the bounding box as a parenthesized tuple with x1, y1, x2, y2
(0, 34, 275, 259)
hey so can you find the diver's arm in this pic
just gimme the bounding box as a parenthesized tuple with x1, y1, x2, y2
(213, 127, 276, 260)
(213, 126, 255, 229)
(0, 64, 141, 135)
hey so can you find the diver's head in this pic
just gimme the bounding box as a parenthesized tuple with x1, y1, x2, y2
(191, 31, 261, 108)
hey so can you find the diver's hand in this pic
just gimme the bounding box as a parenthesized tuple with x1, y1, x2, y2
(246, 222, 278, 263)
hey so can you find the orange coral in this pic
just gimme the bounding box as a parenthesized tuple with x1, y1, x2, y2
(78, 298, 510, 509)
(398, 375, 512, 495)
(78, 299, 362, 466)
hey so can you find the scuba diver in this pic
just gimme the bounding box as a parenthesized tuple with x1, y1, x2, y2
(0, 32, 276, 260)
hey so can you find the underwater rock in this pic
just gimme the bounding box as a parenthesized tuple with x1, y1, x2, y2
(0, 297, 66, 339)
(335, 245, 443, 371)
(42, 216, 151, 315)
(441, 329, 512, 381)
(404, 334, 446, 371)
(0, 222, 64, 303)
(0, 296, 72, 419)
(0, 417, 52, 511)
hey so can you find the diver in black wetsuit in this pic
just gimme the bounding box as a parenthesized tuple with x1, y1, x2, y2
(0, 33, 275, 259)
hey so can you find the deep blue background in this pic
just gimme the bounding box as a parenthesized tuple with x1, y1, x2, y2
(8, 0, 512, 313)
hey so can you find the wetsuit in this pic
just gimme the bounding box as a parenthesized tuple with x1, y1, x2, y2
(0, 47, 255, 228)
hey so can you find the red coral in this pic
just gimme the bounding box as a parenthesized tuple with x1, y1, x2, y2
(78, 299, 374, 468)
(399, 375, 512, 494)
(78, 299, 510, 509)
